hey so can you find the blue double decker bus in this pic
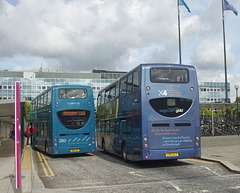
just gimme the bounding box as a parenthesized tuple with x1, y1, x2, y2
(30, 85, 96, 155)
(96, 63, 201, 161)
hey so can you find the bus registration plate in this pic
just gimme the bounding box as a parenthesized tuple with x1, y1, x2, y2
(166, 153, 179, 157)
(70, 149, 80, 152)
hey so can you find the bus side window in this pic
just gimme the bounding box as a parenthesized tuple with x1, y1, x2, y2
(100, 121, 105, 133)
(110, 120, 115, 133)
(116, 82, 120, 97)
(120, 78, 127, 96)
(110, 86, 116, 101)
(126, 118, 132, 134)
(120, 120, 127, 134)
(97, 93, 101, 106)
(133, 70, 139, 92)
(127, 74, 133, 94)
(44, 93, 47, 106)
(47, 90, 51, 106)
(101, 92, 105, 105)
(105, 90, 110, 103)
(115, 120, 119, 134)
(106, 121, 110, 134)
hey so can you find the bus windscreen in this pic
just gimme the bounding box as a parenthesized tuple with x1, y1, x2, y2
(59, 89, 87, 99)
(150, 68, 189, 83)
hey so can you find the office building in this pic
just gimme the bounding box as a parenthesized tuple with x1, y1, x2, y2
(0, 70, 126, 105)
(199, 81, 230, 103)
(0, 70, 230, 105)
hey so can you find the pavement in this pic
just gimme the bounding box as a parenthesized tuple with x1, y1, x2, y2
(0, 135, 240, 193)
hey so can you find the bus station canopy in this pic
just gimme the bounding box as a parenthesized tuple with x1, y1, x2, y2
(0, 99, 26, 124)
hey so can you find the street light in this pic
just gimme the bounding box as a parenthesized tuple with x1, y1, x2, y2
(234, 85, 239, 136)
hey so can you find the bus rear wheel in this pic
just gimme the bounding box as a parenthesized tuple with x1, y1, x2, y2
(122, 144, 128, 162)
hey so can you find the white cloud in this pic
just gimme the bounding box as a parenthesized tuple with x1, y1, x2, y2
(192, 38, 236, 72)
(0, 0, 239, 102)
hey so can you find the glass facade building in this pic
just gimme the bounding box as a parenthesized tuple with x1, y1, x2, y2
(0, 70, 126, 105)
(0, 70, 230, 105)
(199, 81, 230, 103)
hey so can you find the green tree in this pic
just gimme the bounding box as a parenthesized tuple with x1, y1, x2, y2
(25, 102, 31, 123)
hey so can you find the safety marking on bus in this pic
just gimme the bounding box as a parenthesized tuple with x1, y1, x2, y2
(37, 151, 55, 177)
(82, 136, 87, 141)
(73, 138, 78, 142)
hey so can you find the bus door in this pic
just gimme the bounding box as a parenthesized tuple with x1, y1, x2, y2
(120, 119, 133, 154)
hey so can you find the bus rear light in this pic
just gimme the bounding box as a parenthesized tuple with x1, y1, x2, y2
(145, 144, 148, 148)
(55, 151, 58, 154)
(92, 141, 95, 144)
(92, 137, 95, 140)
(54, 139, 57, 142)
(56, 101, 59, 105)
(55, 143, 57, 146)
(88, 101, 91, 104)
(144, 137, 147, 142)
(196, 142, 199, 146)
(196, 136, 199, 140)
(146, 155, 149, 159)
(190, 87, 194, 91)
(146, 86, 150, 91)
(92, 149, 95, 152)
(196, 153, 199, 156)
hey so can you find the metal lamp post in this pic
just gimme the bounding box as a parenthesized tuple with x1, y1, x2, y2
(234, 85, 239, 136)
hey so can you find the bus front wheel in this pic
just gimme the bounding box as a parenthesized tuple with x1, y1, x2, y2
(122, 144, 128, 162)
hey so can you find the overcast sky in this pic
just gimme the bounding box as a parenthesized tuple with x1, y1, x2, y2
(0, 0, 240, 100)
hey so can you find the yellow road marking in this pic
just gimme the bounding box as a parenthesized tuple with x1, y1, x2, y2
(186, 158, 214, 164)
(37, 151, 49, 177)
(40, 153, 55, 176)
(91, 158, 96, 161)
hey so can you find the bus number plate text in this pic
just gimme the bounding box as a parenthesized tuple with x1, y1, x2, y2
(166, 153, 179, 157)
(70, 149, 80, 152)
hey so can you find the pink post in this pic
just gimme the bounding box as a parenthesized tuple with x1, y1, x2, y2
(15, 82, 21, 190)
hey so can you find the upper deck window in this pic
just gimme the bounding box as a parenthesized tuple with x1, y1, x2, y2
(59, 89, 87, 99)
(150, 68, 189, 83)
